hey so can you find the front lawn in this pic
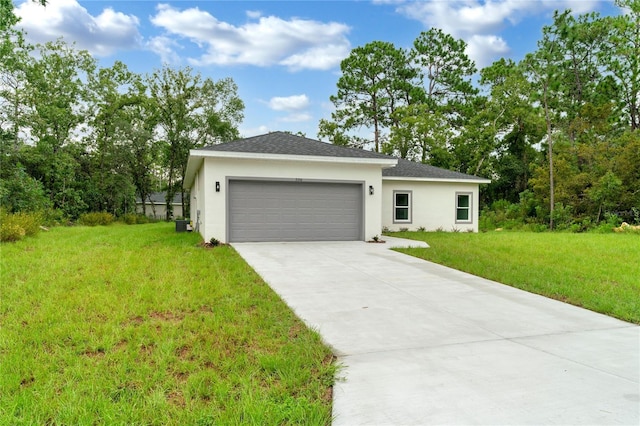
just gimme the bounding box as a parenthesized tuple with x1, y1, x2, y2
(0, 223, 335, 425)
(391, 231, 640, 324)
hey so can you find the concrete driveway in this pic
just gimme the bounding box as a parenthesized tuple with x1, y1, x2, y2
(232, 238, 640, 425)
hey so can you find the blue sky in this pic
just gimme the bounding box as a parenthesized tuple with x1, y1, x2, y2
(14, 0, 622, 140)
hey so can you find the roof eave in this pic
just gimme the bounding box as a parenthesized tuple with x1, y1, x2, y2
(183, 155, 204, 189)
(383, 176, 491, 184)
(189, 149, 398, 166)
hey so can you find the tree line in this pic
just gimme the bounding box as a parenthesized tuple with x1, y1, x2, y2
(0, 12, 244, 221)
(321, 0, 640, 230)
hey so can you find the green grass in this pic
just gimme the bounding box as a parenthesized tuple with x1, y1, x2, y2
(391, 231, 640, 324)
(0, 223, 336, 425)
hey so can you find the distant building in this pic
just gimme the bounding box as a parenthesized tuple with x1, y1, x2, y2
(135, 192, 184, 219)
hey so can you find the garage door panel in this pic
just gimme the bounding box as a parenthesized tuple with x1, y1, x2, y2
(229, 180, 363, 242)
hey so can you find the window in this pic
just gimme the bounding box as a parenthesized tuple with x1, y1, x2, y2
(393, 191, 412, 223)
(456, 193, 472, 223)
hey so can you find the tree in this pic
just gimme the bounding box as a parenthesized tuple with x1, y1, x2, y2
(0, 163, 51, 213)
(1, 0, 46, 32)
(524, 24, 564, 229)
(601, 0, 640, 131)
(612, 130, 640, 215)
(124, 88, 160, 217)
(386, 104, 452, 166)
(544, 10, 613, 143)
(20, 40, 95, 216)
(327, 41, 419, 152)
(147, 65, 243, 219)
(587, 171, 623, 221)
(412, 28, 477, 124)
(1, 0, 19, 32)
(384, 29, 479, 169)
(317, 118, 365, 147)
(0, 26, 33, 155)
(472, 59, 544, 203)
(519, 9, 635, 226)
(85, 61, 148, 215)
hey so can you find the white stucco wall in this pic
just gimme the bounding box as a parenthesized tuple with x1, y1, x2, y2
(191, 157, 386, 243)
(189, 164, 207, 237)
(382, 179, 481, 232)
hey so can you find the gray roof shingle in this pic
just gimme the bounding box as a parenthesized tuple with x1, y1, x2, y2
(383, 158, 489, 181)
(197, 131, 391, 159)
(196, 132, 489, 182)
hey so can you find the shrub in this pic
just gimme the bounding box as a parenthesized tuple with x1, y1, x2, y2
(590, 213, 623, 234)
(552, 203, 575, 231)
(121, 213, 138, 225)
(0, 165, 52, 213)
(41, 209, 67, 227)
(0, 210, 42, 242)
(119, 213, 155, 225)
(480, 199, 527, 231)
(79, 212, 115, 226)
(14, 212, 42, 236)
(521, 223, 548, 233)
(1, 222, 26, 242)
(135, 214, 150, 224)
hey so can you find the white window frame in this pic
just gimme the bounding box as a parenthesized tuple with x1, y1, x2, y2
(455, 192, 472, 224)
(393, 191, 412, 223)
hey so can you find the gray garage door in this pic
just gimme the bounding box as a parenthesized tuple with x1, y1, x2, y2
(228, 180, 363, 242)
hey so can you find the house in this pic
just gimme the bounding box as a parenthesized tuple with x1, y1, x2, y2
(183, 132, 490, 243)
(135, 192, 184, 219)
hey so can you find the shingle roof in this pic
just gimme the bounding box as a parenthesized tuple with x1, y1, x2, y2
(195, 132, 489, 182)
(197, 131, 391, 159)
(383, 158, 489, 181)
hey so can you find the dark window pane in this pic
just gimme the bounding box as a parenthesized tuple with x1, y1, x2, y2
(395, 208, 409, 220)
(457, 194, 469, 208)
(395, 193, 409, 207)
(456, 208, 469, 221)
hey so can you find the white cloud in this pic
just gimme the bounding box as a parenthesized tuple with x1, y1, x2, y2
(393, 0, 603, 68)
(150, 4, 351, 70)
(15, 0, 141, 56)
(279, 44, 351, 71)
(398, 1, 522, 37)
(267, 95, 312, 123)
(146, 36, 181, 65)
(396, 1, 602, 38)
(246, 10, 263, 19)
(466, 35, 511, 69)
(558, 0, 603, 15)
(268, 95, 310, 111)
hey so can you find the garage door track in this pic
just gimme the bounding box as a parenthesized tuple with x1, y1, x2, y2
(233, 238, 639, 425)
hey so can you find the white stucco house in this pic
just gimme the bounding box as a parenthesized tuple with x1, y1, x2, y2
(183, 132, 490, 243)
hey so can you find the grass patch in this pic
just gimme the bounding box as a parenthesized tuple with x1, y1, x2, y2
(0, 223, 336, 424)
(391, 231, 640, 324)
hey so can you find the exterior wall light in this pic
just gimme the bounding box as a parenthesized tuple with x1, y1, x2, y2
(215, 181, 220, 192)
(369, 185, 374, 195)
